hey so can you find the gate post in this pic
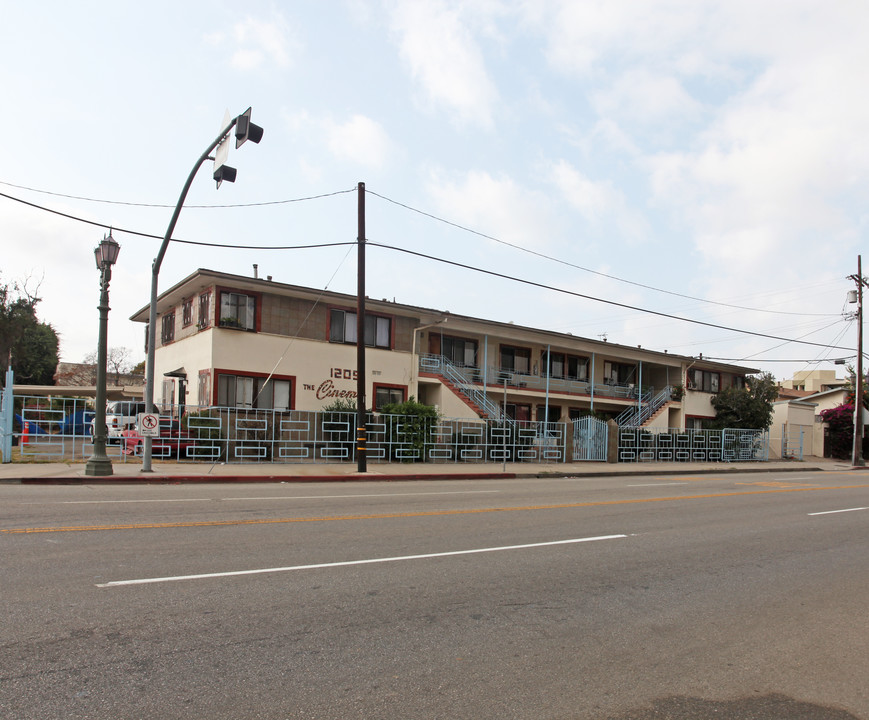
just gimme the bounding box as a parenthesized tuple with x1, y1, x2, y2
(566, 419, 575, 461)
(1, 369, 13, 463)
(607, 419, 619, 463)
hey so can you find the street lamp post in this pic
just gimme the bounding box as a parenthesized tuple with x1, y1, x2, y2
(85, 231, 121, 477)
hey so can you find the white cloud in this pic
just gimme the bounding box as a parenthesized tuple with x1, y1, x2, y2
(326, 115, 393, 169)
(538, 0, 710, 77)
(592, 68, 702, 125)
(648, 28, 869, 269)
(207, 15, 296, 70)
(548, 159, 648, 242)
(426, 169, 556, 248)
(549, 159, 616, 220)
(389, 0, 499, 127)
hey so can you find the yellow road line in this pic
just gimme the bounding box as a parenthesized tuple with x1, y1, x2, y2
(3, 483, 869, 535)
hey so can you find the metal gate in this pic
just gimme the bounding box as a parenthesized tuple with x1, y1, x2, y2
(572, 416, 608, 461)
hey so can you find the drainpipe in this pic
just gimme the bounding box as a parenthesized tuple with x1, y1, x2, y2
(544, 344, 551, 426)
(483, 334, 489, 409)
(411, 317, 448, 393)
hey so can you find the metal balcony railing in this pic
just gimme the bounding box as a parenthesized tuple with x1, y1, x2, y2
(419, 355, 656, 419)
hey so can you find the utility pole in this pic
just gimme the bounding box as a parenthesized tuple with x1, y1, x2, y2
(850, 255, 866, 467)
(356, 182, 367, 473)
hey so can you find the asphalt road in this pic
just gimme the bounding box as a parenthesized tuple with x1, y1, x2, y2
(1, 469, 867, 719)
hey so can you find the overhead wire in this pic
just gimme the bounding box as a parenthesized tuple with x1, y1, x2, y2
(2, 179, 841, 318)
(0, 189, 355, 249)
(0, 179, 356, 208)
(365, 189, 841, 318)
(365, 240, 855, 352)
(0, 186, 854, 354)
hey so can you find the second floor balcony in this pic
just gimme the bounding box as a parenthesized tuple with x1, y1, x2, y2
(418, 354, 652, 401)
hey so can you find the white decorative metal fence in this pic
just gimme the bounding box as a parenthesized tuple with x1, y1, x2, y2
(617, 426, 769, 462)
(2, 393, 769, 466)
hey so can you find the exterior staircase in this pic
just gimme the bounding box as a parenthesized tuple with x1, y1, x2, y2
(419, 354, 504, 420)
(615, 386, 673, 427)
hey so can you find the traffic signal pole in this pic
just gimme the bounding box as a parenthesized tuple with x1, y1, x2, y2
(143, 111, 262, 473)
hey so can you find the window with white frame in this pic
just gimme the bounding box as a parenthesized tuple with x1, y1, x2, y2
(219, 292, 256, 330)
(217, 373, 291, 410)
(161, 378, 175, 412)
(603, 361, 635, 384)
(329, 309, 391, 349)
(689, 369, 720, 393)
(542, 351, 589, 380)
(198, 370, 211, 408)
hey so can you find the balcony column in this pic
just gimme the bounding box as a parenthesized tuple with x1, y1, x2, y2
(590, 353, 595, 412)
(544, 343, 551, 425)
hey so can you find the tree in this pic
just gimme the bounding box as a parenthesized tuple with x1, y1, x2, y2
(379, 397, 440, 462)
(819, 403, 857, 459)
(841, 364, 868, 409)
(820, 366, 868, 459)
(83, 346, 132, 384)
(0, 279, 59, 385)
(708, 371, 778, 430)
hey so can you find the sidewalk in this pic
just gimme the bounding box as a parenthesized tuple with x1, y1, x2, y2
(0, 455, 862, 484)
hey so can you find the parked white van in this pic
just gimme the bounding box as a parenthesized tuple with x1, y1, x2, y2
(91, 401, 148, 441)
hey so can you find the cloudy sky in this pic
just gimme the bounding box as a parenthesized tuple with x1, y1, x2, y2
(1, 0, 866, 382)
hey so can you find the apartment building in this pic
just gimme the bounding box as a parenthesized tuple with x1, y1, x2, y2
(131, 268, 756, 428)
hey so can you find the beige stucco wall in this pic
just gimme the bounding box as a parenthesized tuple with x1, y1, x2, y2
(682, 391, 716, 422)
(769, 401, 818, 459)
(153, 330, 214, 406)
(210, 330, 415, 412)
(644, 407, 672, 429)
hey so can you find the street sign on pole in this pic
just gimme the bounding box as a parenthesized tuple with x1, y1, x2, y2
(138, 413, 160, 437)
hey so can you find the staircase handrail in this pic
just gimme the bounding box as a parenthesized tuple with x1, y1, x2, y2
(616, 385, 671, 427)
(419, 354, 503, 420)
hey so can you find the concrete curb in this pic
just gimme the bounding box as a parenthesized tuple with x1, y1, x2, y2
(5, 463, 859, 485)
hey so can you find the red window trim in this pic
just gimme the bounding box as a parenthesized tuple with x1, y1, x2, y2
(373, 382, 407, 410)
(212, 368, 296, 409)
(181, 298, 194, 328)
(215, 286, 263, 333)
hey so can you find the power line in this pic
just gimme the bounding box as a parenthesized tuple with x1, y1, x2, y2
(366, 241, 855, 352)
(2, 179, 844, 319)
(366, 189, 840, 318)
(174, 238, 354, 250)
(1, 188, 853, 352)
(704, 357, 854, 363)
(0, 179, 356, 208)
(0, 190, 354, 249)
